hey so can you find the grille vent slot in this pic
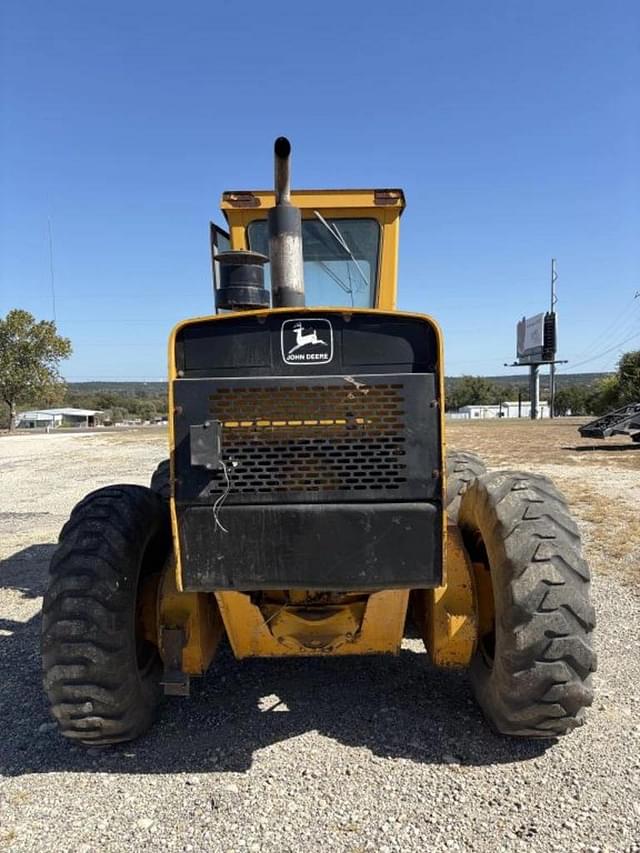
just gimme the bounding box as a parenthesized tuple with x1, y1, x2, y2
(206, 383, 407, 495)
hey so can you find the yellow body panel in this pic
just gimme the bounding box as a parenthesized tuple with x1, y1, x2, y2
(414, 522, 479, 668)
(158, 556, 224, 675)
(215, 589, 410, 658)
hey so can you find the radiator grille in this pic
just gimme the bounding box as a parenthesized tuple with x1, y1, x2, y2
(206, 383, 408, 495)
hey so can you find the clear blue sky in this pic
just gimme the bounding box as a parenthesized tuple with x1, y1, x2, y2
(1, 1, 638, 380)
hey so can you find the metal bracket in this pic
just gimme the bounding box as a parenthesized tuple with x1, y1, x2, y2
(160, 626, 190, 697)
(190, 421, 222, 470)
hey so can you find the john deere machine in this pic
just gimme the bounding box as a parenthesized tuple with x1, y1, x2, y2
(42, 138, 596, 745)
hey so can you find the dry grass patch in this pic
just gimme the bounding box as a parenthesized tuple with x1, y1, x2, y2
(447, 418, 640, 587)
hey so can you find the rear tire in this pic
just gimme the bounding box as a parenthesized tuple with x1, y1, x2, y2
(150, 459, 170, 500)
(458, 471, 596, 738)
(42, 485, 171, 745)
(445, 450, 486, 520)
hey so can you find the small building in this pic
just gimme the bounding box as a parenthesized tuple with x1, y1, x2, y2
(16, 408, 104, 429)
(452, 401, 550, 420)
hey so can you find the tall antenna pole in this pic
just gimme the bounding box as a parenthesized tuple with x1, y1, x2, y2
(47, 218, 57, 323)
(549, 258, 558, 418)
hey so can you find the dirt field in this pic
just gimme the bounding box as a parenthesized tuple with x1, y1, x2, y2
(0, 422, 639, 852)
(447, 418, 640, 586)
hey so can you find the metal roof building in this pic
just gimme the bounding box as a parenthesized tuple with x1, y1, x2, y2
(450, 401, 550, 420)
(16, 408, 104, 429)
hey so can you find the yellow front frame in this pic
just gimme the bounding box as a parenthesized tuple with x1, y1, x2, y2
(166, 306, 448, 659)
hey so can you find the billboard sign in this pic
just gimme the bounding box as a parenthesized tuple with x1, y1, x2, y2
(516, 312, 557, 364)
(517, 313, 544, 360)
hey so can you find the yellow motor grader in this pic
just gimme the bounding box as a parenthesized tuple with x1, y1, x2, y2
(42, 138, 596, 745)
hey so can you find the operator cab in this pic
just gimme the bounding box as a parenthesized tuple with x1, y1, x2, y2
(212, 189, 405, 311)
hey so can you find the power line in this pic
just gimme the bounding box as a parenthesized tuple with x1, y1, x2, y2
(567, 328, 640, 371)
(567, 293, 640, 362)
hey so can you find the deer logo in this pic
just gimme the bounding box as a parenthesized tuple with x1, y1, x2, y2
(281, 318, 334, 364)
(287, 322, 329, 355)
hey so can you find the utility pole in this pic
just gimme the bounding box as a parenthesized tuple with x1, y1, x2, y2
(506, 261, 565, 419)
(549, 258, 557, 418)
(47, 218, 57, 323)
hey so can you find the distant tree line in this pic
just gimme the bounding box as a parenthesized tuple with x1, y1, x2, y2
(446, 350, 640, 416)
(3, 304, 638, 429)
(0, 386, 168, 429)
(64, 352, 640, 421)
(445, 376, 522, 412)
(64, 388, 168, 424)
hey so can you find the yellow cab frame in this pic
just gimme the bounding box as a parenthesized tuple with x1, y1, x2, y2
(219, 188, 404, 311)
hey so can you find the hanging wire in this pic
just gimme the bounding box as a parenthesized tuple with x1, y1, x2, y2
(567, 293, 640, 363)
(212, 458, 236, 534)
(567, 329, 640, 372)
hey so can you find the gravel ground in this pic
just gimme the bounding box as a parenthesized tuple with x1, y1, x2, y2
(1, 428, 639, 853)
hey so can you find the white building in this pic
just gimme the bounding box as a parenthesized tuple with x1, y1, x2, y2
(452, 401, 550, 420)
(16, 408, 103, 429)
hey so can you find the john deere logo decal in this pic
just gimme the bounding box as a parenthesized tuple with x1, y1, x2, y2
(281, 318, 333, 365)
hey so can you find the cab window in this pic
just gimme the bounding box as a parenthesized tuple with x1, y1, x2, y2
(247, 217, 380, 308)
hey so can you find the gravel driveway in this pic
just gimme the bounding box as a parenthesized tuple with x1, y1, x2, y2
(1, 430, 639, 852)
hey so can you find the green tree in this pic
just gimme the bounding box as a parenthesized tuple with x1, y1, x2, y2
(136, 400, 157, 422)
(446, 375, 499, 410)
(109, 406, 129, 424)
(553, 385, 589, 416)
(587, 375, 620, 415)
(94, 392, 121, 411)
(617, 350, 640, 403)
(581, 350, 640, 415)
(0, 309, 72, 429)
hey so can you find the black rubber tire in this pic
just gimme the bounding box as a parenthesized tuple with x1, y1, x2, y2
(150, 458, 170, 500)
(42, 485, 171, 745)
(458, 470, 596, 738)
(445, 450, 487, 520)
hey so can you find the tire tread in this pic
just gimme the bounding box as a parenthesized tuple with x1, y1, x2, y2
(445, 450, 487, 520)
(459, 470, 596, 738)
(42, 485, 169, 746)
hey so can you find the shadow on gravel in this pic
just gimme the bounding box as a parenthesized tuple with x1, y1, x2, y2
(0, 544, 550, 778)
(0, 544, 56, 639)
(0, 544, 55, 600)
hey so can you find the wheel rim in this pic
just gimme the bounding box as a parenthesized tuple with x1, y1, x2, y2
(135, 571, 162, 675)
(465, 530, 496, 666)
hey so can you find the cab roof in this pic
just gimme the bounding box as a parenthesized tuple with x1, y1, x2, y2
(220, 188, 406, 214)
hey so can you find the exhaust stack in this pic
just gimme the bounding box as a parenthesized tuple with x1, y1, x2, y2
(268, 137, 305, 308)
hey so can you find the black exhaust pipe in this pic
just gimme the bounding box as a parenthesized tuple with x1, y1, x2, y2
(268, 137, 305, 308)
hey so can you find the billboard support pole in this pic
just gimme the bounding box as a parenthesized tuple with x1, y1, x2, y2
(529, 364, 540, 420)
